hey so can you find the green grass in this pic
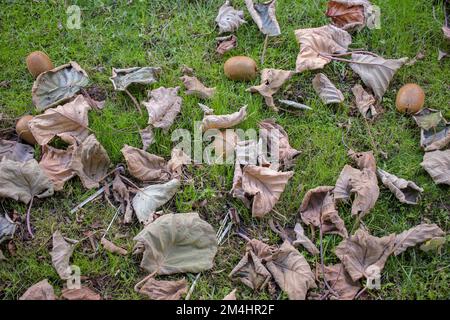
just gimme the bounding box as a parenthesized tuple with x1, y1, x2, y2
(0, 0, 449, 300)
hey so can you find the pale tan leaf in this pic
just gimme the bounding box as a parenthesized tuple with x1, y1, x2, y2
(223, 288, 237, 300)
(167, 148, 191, 178)
(377, 169, 423, 205)
(0, 139, 34, 163)
(39, 145, 75, 191)
(135, 276, 187, 300)
(393, 224, 445, 256)
(112, 172, 133, 224)
(140, 125, 154, 151)
(51, 230, 76, 280)
(143, 86, 182, 131)
(292, 223, 319, 255)
(312, 73, 344, 104)
(245, 0, 281, 36)
(231, 161, 251, 208)
(320, 264, 361, 300)
(180, 75, 216, 99)
(109, 67, 161, 91)
(352, 84, 377, 119)
(61, 287, 101, 300)
(121, 144, 170, 181)
(0, 214, 16, 244)
(348, 149, 377, 171)
(421, 149, 450, 185)
(216, 35, 237, 55)
(19, 279, 56, 300)
(216, 1, 246, 34)
(101, 238, 128, 255)
(201, 106, 247, 131)
(212, 130, 238, 162)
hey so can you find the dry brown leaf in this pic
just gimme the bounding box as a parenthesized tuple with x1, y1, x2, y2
(216, 1, 246, 34)
(28, 95, 91, 146)
(377, 169, 423, 205)
(320, 264, 361, 300)
(216, 35, 237, 55)
(393, 223, 445, 256)
(112, 172, 133, 224)
(212, 130, 238, 162)
(266, 241, 316, 300)
(180, 75, 216, 99)
(39, 145, 75, 191)
(421, 149, 450, 185)
(0, 139, 34, 163)
(295, 24, 351, 72)
(335, 228, 395, 281)
(326, 0, 373, 30)
(352, 84, 378, 119)
(61, 287, 101, 300)
(140, 125, 154, 151)
(231, 161, 251, 208)
(51, 230, 76, 280)
(19, 279, 56, 300)
(143, 86, 182, 131)
(312, 73, 344, 104)
(201, 106, 247, 131)
(101, 237, 128, 255)
(0, 214, 16, 244)
(413, 108, 444, 131)
(241, 165, 293, 218)
(167, 148, 191, 178)
(223, 288, 237, 300)
(247, 69, 294, 111)
(348, 149, 377, 171)
(135, 276, 187, 300)
(109, 67, 161, 91)
(421, 124, 450, 152)
(121, 144, 170, 181)
(245, 0, 281, 36)
(292, 223, 319, 255)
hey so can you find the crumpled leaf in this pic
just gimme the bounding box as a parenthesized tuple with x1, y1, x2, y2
(377, 169, 423, 205)
(201, 106, 247, 131)
(393, 223, 445, 256)
(216, 35, 237, 55)
(352, 84, 377, 119)
(348, 149, 377, 171)
(223, 289, 237, 300)
(112, 172, 133, 224)
(244, 0, 281, 36)
(134, 213, 217, 275)
(121, 145, 170, 181)
(0, 159, 54, 204)
(180, 75, 216, 99)
(326, 0, 373, 31)
(61, 287, 101, 300)
(295, 24, 351, 72)
(421, 149, 450, 185)
(0, 214, 16, 244)
(28, 95, 91, 146)
(135, 276, 187, 300)
(292, 223, 319, 255)
(109, 67, 161, 91)
(350, 53, 408, 101)
(413, 108, 444, 131)
(0, 139, 34, 162)
(32, 61, 89, 111)
(266, 241, 316, 300)
(216, 1, 246, 34)
(198, 103, 214, 115)
(140, 125, 154, 150)
(19, 279, 56, 300)
(132, 179, 181, 224)
(247, 69, 294, 111)
(101, 238, 128, 255)
(335, 228, 395, 281)
(143, 87, 182, 131)
(69, 135, 111, 189)
(259, 119, 300, 170)
(231, 161, 251, 208)
(229, 239, 273, 290)
(39, 145, 75, 191)
(320, 264, 361, 300)
(51, 230, 76, 280)
(420, 123, 450, 152)
(312, 73, 344, 104)
(241, 165, 294, 217)
(167, 148, 191, 178)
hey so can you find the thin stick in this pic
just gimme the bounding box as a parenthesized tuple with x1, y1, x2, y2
(102, 207, 120, 240)
(260, 34, 269, 65)
(26, 197, 34, 238)
(185, 273, 201, 300)
(124, 89, 143, 115)
(70, 184, 110, 214)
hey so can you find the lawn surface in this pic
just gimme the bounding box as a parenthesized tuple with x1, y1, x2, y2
(0, 0, 449, 300)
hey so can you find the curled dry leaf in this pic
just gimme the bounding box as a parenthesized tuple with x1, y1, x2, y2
(132, 179, 181, 224)
(112, 172, 133, 224)
(39, 145, 75, 191)
(266, 241, 316, 300)
(109, 67, 161, 91)
(140, 125, 154, 151)
(295, 24, 351, 72)
(28, 95, 91, 146)
(0, 139, 34, 162)
(326, 0, 374, 31)
(320, 264, 361, 300)
(377, 169, 423, 205)
(413, 108, 444, 131)
(223, 288, 237, 300)
(32, 61, 89, 111)
(247, 69, 294, 111)
(61, 287, 101, 300)
(312, 73, 344, 104)
(134, 213, 217, 275)
(350, 53, 408, 101)
(51, 230, 76, 280)
(278, 99, 312, 110)
(198, 103, 214, 115)
(121, 145, 170, 181)
(231, 161, 251, 208)
(292, 223, 319, 255)
(0, 159, 54, 204)
(241, 165, 293, 218)
(167, 148, 191, 178)
(244, 0, 281, 36)
(352, 84, 378, 119)
(216, 35, 237, 55)
(421, 149, 450, 185)
(69, 135, 111, 189)
(215, 1, 246, 34)
(19, 279, 56, 300)
(0, 214, 16, 244)
(414, 110, 450, 151)
(393, 223, 445, 256)
(135, 276, 187, 300)
(180, 75, 216, 99)
(335, 228, 395, 281)
(143, 86, 182, 131)
(201, 106, 247, 131)
(101, 237, 128, 256)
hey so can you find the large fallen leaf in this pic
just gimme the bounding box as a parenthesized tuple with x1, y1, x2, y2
(335, 228, 395, 281)
(201, 106, 247, 131)
(216, 35, 238, 55)
(292, 223, 319, 255)
(69, 135, 110, 189)
(0, 159, 54, 204)
(109, 67, 161, 91)
(135, 276, 187, 300)
(295, 24, 351, 72)
(121, 145, 170, 181)
(320, 264, 361, 300)
(0, 139, 34, 162)
(134, 213, 217, 275)
(32, 62, 89, 111)
(51, 230, 76, 280)
(377, 169, 423, 205)
(19, 279, 56, 300)
(312, 73, 344, 104)
(393, 223, 445, 256)
(132, 179, 181, 224)
(247, 69, 294, 111)
(266, 241, 316, 300)
(245, 0, 281, 36)
(241, 165, 293, 217)
(229, 239, 273, 290)
(352, 84, 377, 119)
(143, 87, 182, 131)
(216, 1, 246, 34)
(28, 95, 91, 146)
(39, 145, 75, 191)
(180, 75, 216, 99)
(421, 149, 450, 185)
(259, 119, 300, 170)
(350, 53, 408, 101)
(326, 0, 373, 31)
(0, 214, 16, 244)
(61, 287, 101, 300)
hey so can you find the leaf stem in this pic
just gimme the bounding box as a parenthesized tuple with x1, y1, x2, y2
(26, 197, 34, 238)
